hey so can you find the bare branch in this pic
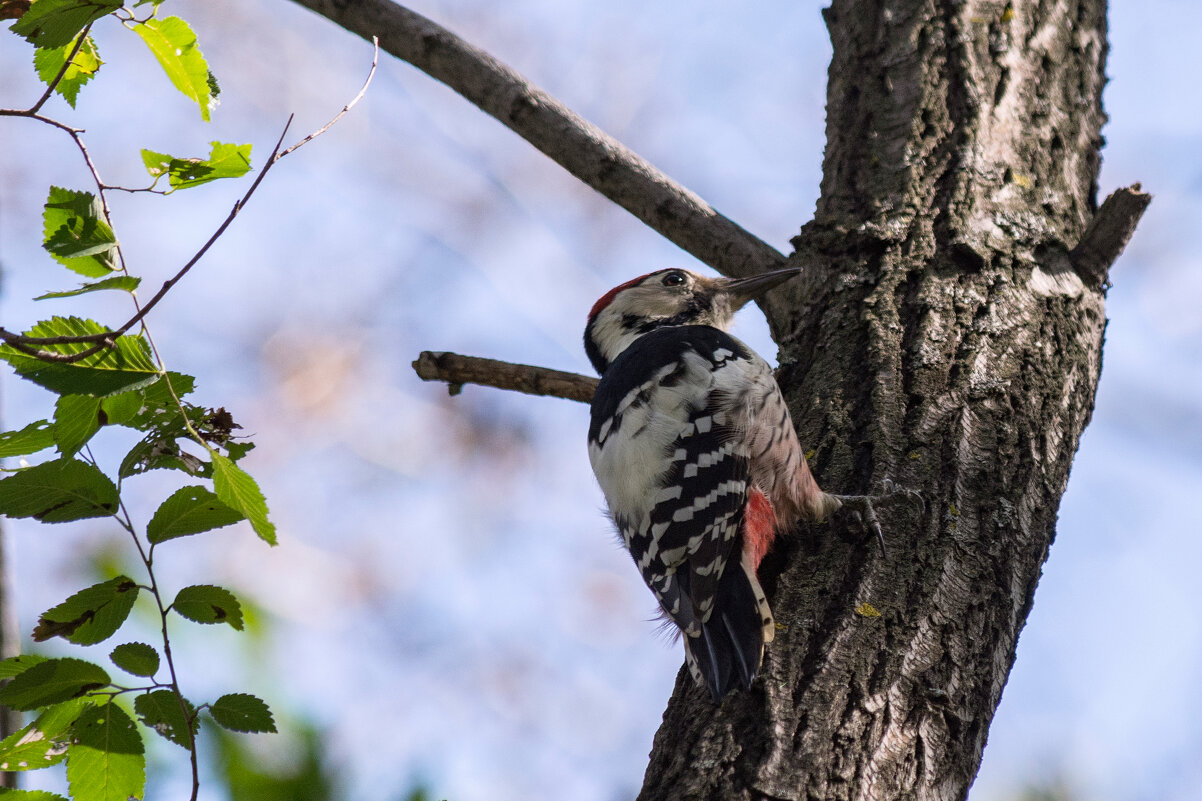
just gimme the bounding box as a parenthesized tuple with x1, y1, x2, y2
(278, 36, 379, 158)
(1070, 183, 1152, 286)
(412, 351, 597, 404)
(286, 0, 787, 279)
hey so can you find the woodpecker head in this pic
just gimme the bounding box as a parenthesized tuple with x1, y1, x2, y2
(583, 267, 801, 374)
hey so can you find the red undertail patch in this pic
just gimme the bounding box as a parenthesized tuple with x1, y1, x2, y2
(743, 488, 777, 572)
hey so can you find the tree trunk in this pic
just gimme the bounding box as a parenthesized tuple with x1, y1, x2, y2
(638, 1, 1133, 799)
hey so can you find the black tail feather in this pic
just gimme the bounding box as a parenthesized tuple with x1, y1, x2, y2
(684, 561, 766, 702)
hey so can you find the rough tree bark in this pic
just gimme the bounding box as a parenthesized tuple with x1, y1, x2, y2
(640, 1, 1145, 799)
(292, 0, 1146, 798)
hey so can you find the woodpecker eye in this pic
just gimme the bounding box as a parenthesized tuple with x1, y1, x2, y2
(661, 271, 687, 287)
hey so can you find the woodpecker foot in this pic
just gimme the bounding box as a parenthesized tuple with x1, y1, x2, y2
(829, 481, 922, 557)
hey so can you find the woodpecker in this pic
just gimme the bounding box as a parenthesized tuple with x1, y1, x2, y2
(585, 267, 844, 702)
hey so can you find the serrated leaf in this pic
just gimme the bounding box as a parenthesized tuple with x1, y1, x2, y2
(41, 187, 117, 277)
(0, 420, 56, 458)
(53, 394, 101, 457)
(133, 16, 214, 121)
(133, 690, 195, 748)
(10, 0, 120, 48)
(171, 584, 243, 630)
(0, 317, 161, 397)
(0, 698, 88, 772)
(35, 275, 139, 301)
(0, 457, 118, 523)
(34, 33, 102, 107)
(0, 654, 49, 680)
(141, 141, 252, 190)
(118, 434, 206, 479)
(33, 576, 138, 645)
(66, 702, 145, 801)
(147, 485, 243, 544)
(108, 643, 158, 677)
(208, 693, 275, 734)
(0, 657, 110, 710)
(212, 454, 275, 545)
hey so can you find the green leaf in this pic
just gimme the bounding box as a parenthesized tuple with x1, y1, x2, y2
(98, 390, 141, 426)
(10, 0, 121, 49)
(35, 274, 139, 301)
(118, 434, 206, 479)
(108, 643, 158, 678)
(33, 33, 102, 107)
(208, 693, 275, 734)
(133, 16, 215, 121)
(0, 658, 110, 710)
(53, 394, 101, 457)
(212, 454, 275, 545)
(133, 690, 195, 748)
(147, 485, 244, 544)
(0, 420, 56, 458)
(41, 187, 117, 277)
(171, 584, 243, 630)
(0, 317, 161, 397)
(0, 654, 49, 679)
(0, 698, 88, 772)
(66, 702, 145, 801)
(33, 576, 138, 645)
(0, 457, 118, 523)
(141, 141, 252, 190)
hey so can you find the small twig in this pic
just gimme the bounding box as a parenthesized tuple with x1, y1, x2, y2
(1070, 183, 1152, 286)
(278, 36, 379, 158)
(413, 351, 598, 403)
(286, 0, 787, 279)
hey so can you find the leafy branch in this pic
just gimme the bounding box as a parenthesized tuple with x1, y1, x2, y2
(0, 2, 375, 800)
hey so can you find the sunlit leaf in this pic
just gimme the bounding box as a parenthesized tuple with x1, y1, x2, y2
(66, 702, 145, 801)
(41, 187, 117, 277)
(212, 454, 275, 544)
(35, 275, 139, 301)
(141, 141, 251, 190)
(33, 33, 102, 107)
(0, 457, 118, 523)
(0, 317, 160, 397)
(0, 698, 88, 772)
(133, 16, 215, 121)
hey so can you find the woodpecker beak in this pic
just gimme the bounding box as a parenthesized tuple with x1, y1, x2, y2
(719, 267, 802, 310)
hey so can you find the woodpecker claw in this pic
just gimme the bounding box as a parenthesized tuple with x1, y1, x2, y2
(831, 481, 922, 557)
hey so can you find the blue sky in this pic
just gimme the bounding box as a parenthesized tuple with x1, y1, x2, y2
(2, 1, 1200, 800)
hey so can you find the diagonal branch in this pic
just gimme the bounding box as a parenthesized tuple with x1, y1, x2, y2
(412, 351, 596, 403)
(286, 0, 787, 279)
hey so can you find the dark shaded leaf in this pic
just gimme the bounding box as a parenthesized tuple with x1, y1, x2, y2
(208, 693, 275, 734)
(33, 576, 138, 645)
(133, 690, 195, 748)
(171, 584, 243, 630)
(0, 457, 118, 523)
(108, 643, 158, 678)
(147, 485, 243, 544)
(0, 657, 109, 710)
